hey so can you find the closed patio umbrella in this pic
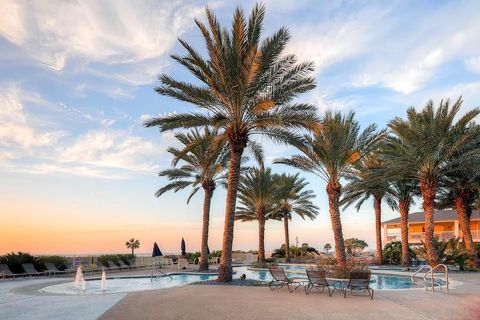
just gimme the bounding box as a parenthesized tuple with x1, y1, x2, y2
(152, 242, 162, 257)
(207, 245, 210, 255)
(181, 238, 186, 256)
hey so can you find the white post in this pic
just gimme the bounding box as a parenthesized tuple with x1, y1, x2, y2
(454, 220, 459, 239)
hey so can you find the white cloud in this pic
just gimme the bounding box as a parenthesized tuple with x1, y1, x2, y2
(465, 56, 480, 74)
(0, 84, 168, 178)
(60, 129, 160, 173)
(0, 0, 206, 85)
(0, 84, 66, 149)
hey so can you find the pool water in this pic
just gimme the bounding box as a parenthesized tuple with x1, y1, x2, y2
(40, 266, 426, 295)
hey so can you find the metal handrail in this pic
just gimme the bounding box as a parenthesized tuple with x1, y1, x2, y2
(410, 265, 432, 287)
(150, 263, 173, 282)
(423, 264, 449, 291)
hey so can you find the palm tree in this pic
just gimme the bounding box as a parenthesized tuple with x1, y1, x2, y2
(276, 111, 385, 267)
(156, 127, 228, 271)
(344, 238, 368, 256)
(385, 98, 480, 266)
(383, 178, 418, 266)
(235, 167, 280, 267)
(144, 4, 318, 281)
(275, 173, 318, 262)
(437, 150, 480, 258)
(342, 153, 389, 264)
(125, 238, 140, 256)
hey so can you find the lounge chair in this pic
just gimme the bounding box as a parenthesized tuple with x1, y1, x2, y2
(0, 264, 20, 279)
(344, 271, 374, 299)
(106, 261, 120, 271)
(118, 260, 131, 269)
(305, 270, 333, 296)
(128, 259, 137, 269)
(268, 267, 295, 292)
(22, 263, 43, 277)
(44, 263, 66, 277)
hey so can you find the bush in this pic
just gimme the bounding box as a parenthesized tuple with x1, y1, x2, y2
(383, 241, 416, 265)
(0, 252, 44, 273)
(186, 252, 201, 263)
(210, 250, 222, 258)
(416, 237, 478, 271)
(316, 257, 369, 279)
(97, 254, 133, 267)
(40, 255, 68, 270)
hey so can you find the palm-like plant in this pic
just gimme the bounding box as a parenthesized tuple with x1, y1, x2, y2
(342, 153, 390, 264)
(385, 98, 480, 266)
(125, 238, 140, 256)
(276, 111, 385, 267)
(156, 127, 228, 271)
(235, 166, 280, 267)
(144, 4, 318, 281)
(437, 141, 480, 258)
(275, 173, 318, 262)
(384, 178, 418, 266)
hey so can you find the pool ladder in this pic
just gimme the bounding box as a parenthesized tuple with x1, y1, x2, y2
(410, 264, 449, 291)
(150, 263, 173, 282)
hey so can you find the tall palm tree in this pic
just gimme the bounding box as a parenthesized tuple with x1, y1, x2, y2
(342, 153, 390, 264)
(276, 111, 385, 267)
(385, 97, 480, 266)
(235, 167, 279, 267)
(384, 179, 418, 266)
(275, 173, 318, 262)
(144, 4, 318, 281)
(156, 127, 228, 271)
(125, 238, 140, 256)
(437, 154, 480, 258)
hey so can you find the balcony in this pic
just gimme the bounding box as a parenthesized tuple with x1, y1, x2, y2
(385, 231, 457, 243)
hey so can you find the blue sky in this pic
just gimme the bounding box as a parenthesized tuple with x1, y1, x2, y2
(1, 0, 480, 255)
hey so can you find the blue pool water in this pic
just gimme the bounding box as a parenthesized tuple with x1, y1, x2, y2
(40, 265, 426, 295)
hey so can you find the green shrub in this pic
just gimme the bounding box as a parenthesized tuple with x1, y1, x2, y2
(0, 252, 44, 273)
(40, 255, 68, 270)
(210, 250, 222, 258)
(316, 257, 369, 279)
(383, 241, 416, 265)
(186, 252, 201, 263)
(97, 254, 134, 267)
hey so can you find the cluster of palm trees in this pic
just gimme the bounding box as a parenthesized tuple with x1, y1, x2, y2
(145, 3, 480, 281)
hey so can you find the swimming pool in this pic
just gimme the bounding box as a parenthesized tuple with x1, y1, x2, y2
(39, 266, 427, 295)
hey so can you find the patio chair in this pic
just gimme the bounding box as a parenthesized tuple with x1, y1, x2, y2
(0, 264, 20, 279)
(21, 263, 43, 277)
(268, 267, 295, 293)
(44, 262, 66, 277)
(128, 259, 137, 269)
(177, 258, 189, 270)
(118, 260, 131, 269)
(344, 271, 374, 299)
(305, 270, 333, 296)
(64, 263, 76, 274)
(106, 261, 120, 271)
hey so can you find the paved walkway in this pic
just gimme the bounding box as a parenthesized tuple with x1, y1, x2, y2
(1, 270, 479, 320)
(100, 273, 480, 320)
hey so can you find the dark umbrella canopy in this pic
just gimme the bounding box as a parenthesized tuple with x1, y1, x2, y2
(152, 242, 162, 257)
(181, 238, 186, 256)
(207, 245, 210, 255)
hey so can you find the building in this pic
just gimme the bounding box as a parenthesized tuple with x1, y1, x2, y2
(382, 210, 480, 245)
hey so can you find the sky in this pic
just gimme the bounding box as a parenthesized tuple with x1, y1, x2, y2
(1, 0, 480, 256)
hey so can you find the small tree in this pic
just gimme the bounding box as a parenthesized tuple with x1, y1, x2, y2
(323, 243, 332, 253)
(344, 238, 368, 256)
(125, 238, 140, 256)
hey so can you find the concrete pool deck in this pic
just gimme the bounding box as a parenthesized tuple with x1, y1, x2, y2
(1, 269, 479, 320)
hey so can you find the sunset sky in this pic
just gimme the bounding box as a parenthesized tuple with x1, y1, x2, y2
(1, 0, 480, 255)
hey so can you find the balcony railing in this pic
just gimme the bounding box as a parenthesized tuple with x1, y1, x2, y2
(386, 230, 480, 243)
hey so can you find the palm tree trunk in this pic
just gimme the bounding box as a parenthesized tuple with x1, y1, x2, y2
(257, 209, 266, 267)
(199, 184, 213, 271)
(374, 195, 383, 264)
(217, 146, 244, 282)
(399, 200, 410, 267)
(326, 181, 346, 267)
(454, 193, 475, 255)
(283, 215, 290, 262)
(131, 248, 134, 256)
(420, 178, 439, 266)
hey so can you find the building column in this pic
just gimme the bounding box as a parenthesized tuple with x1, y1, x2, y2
(454, 220, 459, 238)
